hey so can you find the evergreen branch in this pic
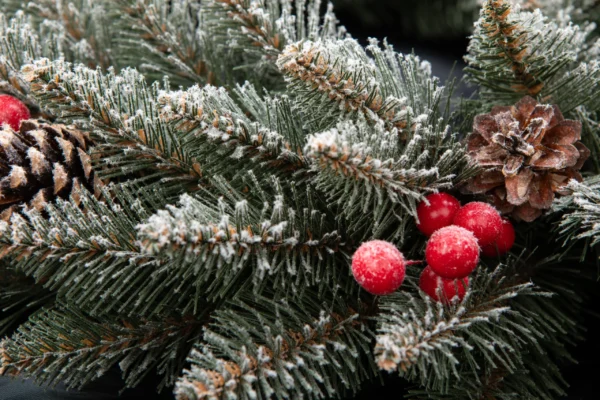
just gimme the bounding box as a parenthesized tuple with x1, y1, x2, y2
(0, 306, 203, 390)
(0, 185, 207, 318)
(0, 264, 54, 336)
(0, 13, 54, 118)
(137, 182, 349, 296)
(366, 39, 448, 130)
(233, 82, 307, 153)
(407, 255, 584, 399)
(479, 0, 542, 95)
(202, 0, 346, 87)
(159, 84, 308, 176)
(2, 0, 114, 70)
(23, 60, 308, 195)
(23, 59, 204, 194)
(465, 0, 597, 108)
(277, 39, 408, 132)
(304, 120, 477, 242)
(374, 263, 546, 392)
(174, 290, 375, 399)
(556, 178, 600, 252)
(114, 0, 214, 86)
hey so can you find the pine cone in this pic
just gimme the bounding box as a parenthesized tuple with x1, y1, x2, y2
(464, 96, 590, 222)
(0, 120, 98, 220)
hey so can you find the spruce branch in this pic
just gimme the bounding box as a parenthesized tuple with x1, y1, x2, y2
(304, 120, 478, 242)
(0, 306, 203, 390)
(114, 0, 213, 86)
(137, 181, 349, 297)
(174, 290, 375, 400)
(465, 0, 600, 110)
(0, 264, 54, 336)
(407, 255, 584, 399)
(555, 178, 600, 254)
(277, 39, 408, 132)
(374, 263, 546, 392)
(159, 84, 309, 176)
(474, 0, 543, 96)
(0, 13, 54, 118)
(0, 184, 210, 318)
(1, 0, 114, 70)
(23, 59, 204, 195)
(23, 59, 310, 197)
(202, 0, 346, 87)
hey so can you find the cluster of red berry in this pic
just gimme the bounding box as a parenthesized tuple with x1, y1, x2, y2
(351, 193, 515, 303)
(416, 193, 514, 303)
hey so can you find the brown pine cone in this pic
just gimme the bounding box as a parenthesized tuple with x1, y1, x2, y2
(464, 96, 590, 222)
(0, 120, 99, 220)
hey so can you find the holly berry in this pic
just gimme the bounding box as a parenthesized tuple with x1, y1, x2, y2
(419, 265, 469, 304)
(351, 240, 406, 295)
(425, 225, 480, 279)
(0, 95, 30, 130)
(452, 202, 502, 247)
(481, 218, 515, 257)
(416, 192, 461, 236)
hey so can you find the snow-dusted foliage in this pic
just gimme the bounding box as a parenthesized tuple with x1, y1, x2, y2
(0, 0, 597, 398)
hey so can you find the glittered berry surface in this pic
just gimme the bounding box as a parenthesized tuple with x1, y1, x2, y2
(351, 240, 406, 295)
(425, 225, 480, 279)
(0, 95, 30, 130)
(419, 265, 469, 304)
(481, 218, 515, 257)
(416, 193, 461, 237)
(453, 202, 502, 247)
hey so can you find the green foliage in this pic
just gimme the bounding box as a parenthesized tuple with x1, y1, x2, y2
(201, 0, 347, 88)
(0, 305, 203, 390)
(0, 265, 53, 337)
(465, 0, 600, 116)
(555, 177, 600, 258)
(376, 254, 584, 399)
(304, 119, 478, 243)
(0, 0, 598, 398)
(174, 289, 376, 400)
(0, 0, 113, 69)
(113, 0, 210, 86)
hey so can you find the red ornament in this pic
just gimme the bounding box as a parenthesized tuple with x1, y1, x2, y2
(416, 192, 461, 236)
(419, 265, 469, 304)
(0, 95, 30, 130)
(425, 226, 480, 279)
(481, 218, 515, 257)
(452, 202, 502, 247)
(351, 240, 406, 295)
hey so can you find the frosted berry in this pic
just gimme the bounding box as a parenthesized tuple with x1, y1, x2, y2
(425, 226, 480, 279)
(481, 218, 515, 257)
(416, 192, 461, 236)
(0, 95, 31, 130)
(453, 202, 502, 247)
(419, 265, 469, 304)
(351, 240, 406, 295)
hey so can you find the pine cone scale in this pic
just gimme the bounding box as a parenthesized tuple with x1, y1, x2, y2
(527, 173, 554, 210)
(464, 96, 589, 221)
(0, 120, 96, 220)
(505, 168, 533, 205)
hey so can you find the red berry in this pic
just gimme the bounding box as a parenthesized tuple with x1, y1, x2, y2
(453, 202, 502, 247)
(0, 95, 30, 130)
(351, 240, 406, 295)
(416, 193, 461, 236)
(425, 226, 480, 279)
(419, 265, 469, 304)
(481, 218, 515, 257)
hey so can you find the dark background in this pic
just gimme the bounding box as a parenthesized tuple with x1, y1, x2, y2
(2, 1, 599, 399)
